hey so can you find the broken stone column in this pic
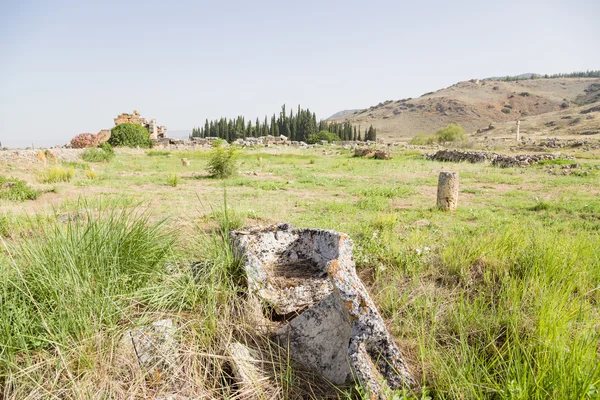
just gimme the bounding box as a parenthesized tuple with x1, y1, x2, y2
(516, 119, 521, 141)
(437, 172, 459, 211)
(230, 224, 417, 398)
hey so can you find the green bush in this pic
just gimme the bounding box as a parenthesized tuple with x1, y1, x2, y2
(409, 133, 437, 145)
(108, 123, 152, 148)
(166, 173, 180, 187)
(436, 124, 467, 143)
(38, 166, 75, 183)
(306, 130, 341, 144)
(207, 142, 238, 179)
(0, 176, 41, 201)
(81, 143, 115, 163)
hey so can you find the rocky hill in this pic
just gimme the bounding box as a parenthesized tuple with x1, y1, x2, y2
(329, 77, 600, 141)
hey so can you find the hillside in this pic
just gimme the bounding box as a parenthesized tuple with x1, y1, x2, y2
(329, 77, 600, 141)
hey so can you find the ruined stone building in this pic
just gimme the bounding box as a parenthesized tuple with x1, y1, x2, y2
(114, 110, 168, 139)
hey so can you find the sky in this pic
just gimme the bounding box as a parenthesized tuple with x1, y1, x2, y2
(0, 0, 599, 148)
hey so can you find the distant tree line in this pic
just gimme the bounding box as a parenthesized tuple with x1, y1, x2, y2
(490, 70, 600, 82)
(191, 105, 376, 142)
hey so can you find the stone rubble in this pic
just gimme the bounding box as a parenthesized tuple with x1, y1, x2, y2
(0, 148, 85, 164)
(230, 224, 417, 398)
(125, 319, 178, 383)
(227, 341, 271, 397)
(535, 138, 600, 150)
(426, 149, 574, 167)
(354, 148, 392, 159)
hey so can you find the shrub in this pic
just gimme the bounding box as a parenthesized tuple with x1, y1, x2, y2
(560, 102, 570, 109)
(70, 133, 99, 149)
(38, 166, 75, 183)
(85, 169, 98, 179)
(207, 142, 237, 179)
(519, 92, 530, 97)
(166, 173, 180, 187)
(0, 176, 41, 201)
(108, 123, 152, 148)
(501, 108, 511, 114)
(81, 143, 115, 163)
(409, 133, 437, 145)
(306, 130, 341, 144)
(436, 124, 467, 143)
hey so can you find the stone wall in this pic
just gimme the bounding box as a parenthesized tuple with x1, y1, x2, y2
(113, 110, 167, 139)
(426, 149, 574, 168)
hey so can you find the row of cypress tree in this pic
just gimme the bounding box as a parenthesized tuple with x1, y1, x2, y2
(191, 105, 376, 142)
(496, 70, 600, 81)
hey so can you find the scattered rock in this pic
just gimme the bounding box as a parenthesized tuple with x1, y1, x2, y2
(354, 148, 392, 160)
(227, 341, 271, 397)
(96, 129, 111, 144)
(127, 319, 178, 384)
(426, 149, 574, 168)
(414, 219, 431, 227)
(35, 150, 46, 164)
(44, 150, 58, 164)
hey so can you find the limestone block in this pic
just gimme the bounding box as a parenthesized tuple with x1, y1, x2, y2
(231, 224, 417, 398)
(437, 172, 459, 211)
(126, 319, 178, 383)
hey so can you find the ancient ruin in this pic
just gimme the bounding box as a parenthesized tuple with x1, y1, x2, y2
(114, 110, 168, 140)
(437, 172, 459, 211)
(426, 149, 574, 167)
(230, 224, 417, 398)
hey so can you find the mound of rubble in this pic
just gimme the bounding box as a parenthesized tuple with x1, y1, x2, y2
(0, 148, 85, 164)
(354, 148, 392, 159)
(536, 138, 600, 150)
(426, 149, 574, 168)
(230, 224, 416, 398)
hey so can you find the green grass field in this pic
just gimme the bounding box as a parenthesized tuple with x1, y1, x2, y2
(1, 146, 599, 399)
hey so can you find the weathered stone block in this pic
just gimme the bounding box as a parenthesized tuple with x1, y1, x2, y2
(231, 224, 417, 398)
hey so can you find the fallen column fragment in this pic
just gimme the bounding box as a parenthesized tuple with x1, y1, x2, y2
(230, 224, 417, 397)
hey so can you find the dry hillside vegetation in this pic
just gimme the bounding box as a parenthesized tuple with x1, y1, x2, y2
(330, 78, 600, 141)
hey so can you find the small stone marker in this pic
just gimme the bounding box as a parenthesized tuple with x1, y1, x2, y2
(437, 172, 459, 211)
(181, 158, 189, 166)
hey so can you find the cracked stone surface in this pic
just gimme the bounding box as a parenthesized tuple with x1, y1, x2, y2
(129, 319, 177, 382)
(231, 224, 417, 397)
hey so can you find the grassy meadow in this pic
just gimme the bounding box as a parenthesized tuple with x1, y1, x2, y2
(1, 145, 599, 399)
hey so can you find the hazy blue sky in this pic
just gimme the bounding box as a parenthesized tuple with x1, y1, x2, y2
(1, 0, 599, 147)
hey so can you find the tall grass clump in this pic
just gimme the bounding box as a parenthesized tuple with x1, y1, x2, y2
(207, 140, 238, 179)
(166, 173, 180, 187)
(37, 165, 75, 183)
(414, 222, 600, 398)
(0, 208, 173, 365)
(0, 176, 41, 201)
(81, 143, 115, 163)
